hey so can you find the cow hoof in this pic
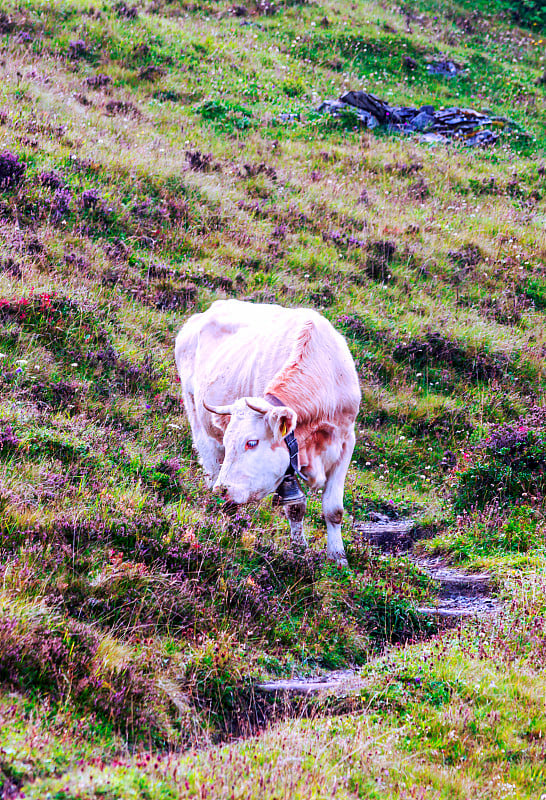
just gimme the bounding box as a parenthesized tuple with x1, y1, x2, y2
(291, 538, 308, 549)
(328, 553, 348, 568)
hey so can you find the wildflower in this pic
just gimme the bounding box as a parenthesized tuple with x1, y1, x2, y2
(39, 171, 65, 190)
(0, 151, 26, 189)
(81, 188, 100, 209)
(51, 188, 72, 222)
(68, 39, 88, 58)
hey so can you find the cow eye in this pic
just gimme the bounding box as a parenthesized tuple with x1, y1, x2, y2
(245, 439, 259, 450)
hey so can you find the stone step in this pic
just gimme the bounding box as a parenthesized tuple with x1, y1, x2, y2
(256, 670, 355, 695)
(418, 606, 478, 619)
(354, 520, 415, 551)
(419, 564, 491, 595)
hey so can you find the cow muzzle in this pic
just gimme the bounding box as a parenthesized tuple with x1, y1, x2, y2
(213, 478, 248, 505)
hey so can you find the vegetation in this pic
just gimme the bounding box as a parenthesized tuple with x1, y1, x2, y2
(0, 0, 545, 796)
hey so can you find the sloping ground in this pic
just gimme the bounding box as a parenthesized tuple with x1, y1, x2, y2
(0, 0, 546, 796)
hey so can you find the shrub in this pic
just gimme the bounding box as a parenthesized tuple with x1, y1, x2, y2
(427, 505, 545, 559)
(0, 426, 19, 453)
(0, 151, 26, 190)
(393, 332, 506, 383)
(195, 100, 253, 132)
(502, 0, 546, 30)
(0, 610, 173, 742)
(454, 412, 546, 509)
(81, 188, 100, 209)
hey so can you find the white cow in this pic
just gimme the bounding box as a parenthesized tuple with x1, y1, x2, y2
(174, 300, 360, 564)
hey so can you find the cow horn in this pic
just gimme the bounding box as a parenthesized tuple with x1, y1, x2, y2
(245, 398, 268, 415)
(203, 399, 233, 415)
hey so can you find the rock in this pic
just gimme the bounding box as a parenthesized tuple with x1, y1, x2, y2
(410, 111, 434, 131)
(317, 99, 379, 128)
(316, 91, 517, 148)
(256, 669, 355, 695)
(340, 91, 398, 125)
(278, 112, 300, 123)
(427, 59, 463, 77)
(421, 132, 447, 144)
(317, 99, 347, 115)
(463, 129, 499, 147)
(394, 106, 420, 124)
(368, 512, 390, 523)
(354, 520, 415, 552)
(414, 557, 502, 626)
(352, 108, 380, 128)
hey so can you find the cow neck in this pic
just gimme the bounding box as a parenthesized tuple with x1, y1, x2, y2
(264, 393, 306, 483)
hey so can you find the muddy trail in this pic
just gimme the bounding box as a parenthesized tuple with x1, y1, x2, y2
(256, 518, 501, 697)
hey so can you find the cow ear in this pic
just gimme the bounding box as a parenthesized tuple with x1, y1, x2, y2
(210, 411, 231, 433)
(266, 406, 297, 442)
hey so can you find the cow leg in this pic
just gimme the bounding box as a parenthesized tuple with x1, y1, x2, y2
(322, 431, 355, 566)
(284, 498, 307, 549)
(197, 436, 224, 488)
(183, 392, 224, 487)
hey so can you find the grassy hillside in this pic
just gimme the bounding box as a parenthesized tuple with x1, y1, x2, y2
(0, 0, 545, 797)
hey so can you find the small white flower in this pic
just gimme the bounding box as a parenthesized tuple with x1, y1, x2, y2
(167, 424, 181, 429)
(15, 359, 28, 366)
(0, 353, 6, 359)
(71, 363, 79, 367)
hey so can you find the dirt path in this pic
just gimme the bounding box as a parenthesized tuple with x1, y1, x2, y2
(256, 519, 501, 696)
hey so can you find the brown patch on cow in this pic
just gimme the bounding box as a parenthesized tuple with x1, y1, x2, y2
(294, 422, 341, 488)
(267, 320, 315, 400)
(265, 319, 359, 429)
(309, 423, 335, 454)
(325, 509, 343, 525)
(285, 502, 306, 523)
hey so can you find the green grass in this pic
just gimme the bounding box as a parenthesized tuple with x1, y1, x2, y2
(0, 0, 546, 795)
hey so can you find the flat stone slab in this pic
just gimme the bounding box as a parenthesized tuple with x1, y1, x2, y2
(354, 519, 415, 551)
(418, 560, 491, 594)
(418, 598, 501, 618)
(415, 558, 501, 621)
(256, 669, 355, 695)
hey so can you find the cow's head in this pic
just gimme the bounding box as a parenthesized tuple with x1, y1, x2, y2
(205, 397, 297, 504)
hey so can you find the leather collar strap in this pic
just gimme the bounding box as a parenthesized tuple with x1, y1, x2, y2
(264, 393, 307, 483)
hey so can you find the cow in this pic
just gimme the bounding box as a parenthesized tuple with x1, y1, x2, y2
(174, 299, 360, 564)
